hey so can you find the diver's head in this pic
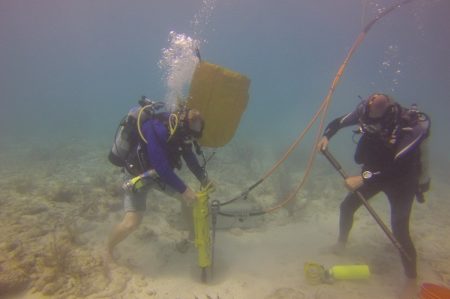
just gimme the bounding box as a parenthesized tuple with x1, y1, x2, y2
(360, 93, 399, 138)
(366, 93, 393, 119)
(186, 109, 204, 139)
(184, 108, 204, 139)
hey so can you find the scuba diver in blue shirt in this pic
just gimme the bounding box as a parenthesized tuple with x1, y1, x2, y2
(106, 100, 210, 261)
(317, 93, 431, 279)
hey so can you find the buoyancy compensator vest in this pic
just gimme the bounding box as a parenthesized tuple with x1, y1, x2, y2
(355, 103, 431, 195)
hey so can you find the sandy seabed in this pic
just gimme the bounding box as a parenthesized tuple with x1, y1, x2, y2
(0, 140, 449, 299)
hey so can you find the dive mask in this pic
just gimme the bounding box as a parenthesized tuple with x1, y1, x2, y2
(187, 117, 204, 139)
(360, 103, 399, 142)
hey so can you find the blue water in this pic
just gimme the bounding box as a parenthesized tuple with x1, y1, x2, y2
(0, 2, 449, 297)
(0, 0, 449, 160)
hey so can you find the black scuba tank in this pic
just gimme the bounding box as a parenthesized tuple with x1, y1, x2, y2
(108, 97, 165, 169)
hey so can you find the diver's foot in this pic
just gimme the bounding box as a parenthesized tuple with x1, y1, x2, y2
(103, 247, 118, 264)
(175, 239, 193, 254)
(331, 241, 346, 255)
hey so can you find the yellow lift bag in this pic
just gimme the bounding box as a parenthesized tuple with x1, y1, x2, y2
(187, 61, 250, 148)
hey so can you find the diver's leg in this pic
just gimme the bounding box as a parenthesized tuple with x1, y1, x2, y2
(106, 211, 143, 259)
(155, 182, 194, 238)
(386, 182, 417, 278)
(154, 183, 195, 253)
(106, 186, 147, 260)
(337, 183, 380, 247)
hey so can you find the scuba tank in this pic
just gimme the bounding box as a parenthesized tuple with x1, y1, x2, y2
(304, 262, 370, 284)
(108, 96, 166, 169)
(109, 112, 134, 167)
(325, 264, 370, 282)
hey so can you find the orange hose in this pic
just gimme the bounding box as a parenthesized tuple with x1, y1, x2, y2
(229, 0, 416, 215)
(262, 30, 368, 213)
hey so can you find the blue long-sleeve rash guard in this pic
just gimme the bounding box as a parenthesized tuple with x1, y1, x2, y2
(141, 116, 204, 193)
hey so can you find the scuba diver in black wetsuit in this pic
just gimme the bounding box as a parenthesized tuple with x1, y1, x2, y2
(317, 93, 431, 279)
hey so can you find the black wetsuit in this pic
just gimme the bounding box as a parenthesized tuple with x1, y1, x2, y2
(323, 99, 430, 279)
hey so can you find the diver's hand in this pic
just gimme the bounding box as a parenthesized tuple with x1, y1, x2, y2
(317, 136, 329, 152)
(182, 187, 197, 205)
(415, 180, 430, 203)
(345, 175, 364, 192)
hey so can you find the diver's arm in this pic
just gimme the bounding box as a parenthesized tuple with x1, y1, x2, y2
(394, 117, 429, 160)
(181, 141, 207, 184)
(143, 121, 187, 193)
(323, 109, 360, 140)
(318, 109, 360, 151)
